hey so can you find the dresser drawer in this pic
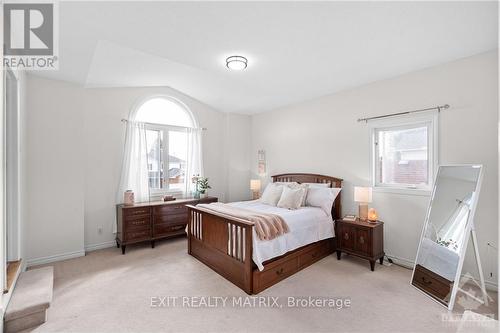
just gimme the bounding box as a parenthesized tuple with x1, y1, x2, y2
(125, 217, 151, 230)
(125, 229, 151, 242)
(123, 207, 151, 218)
(153, 213, 187, 225)
(154, 204, 188, 216)
(153, 223, 186, 238)
(413, 265, 452, 300)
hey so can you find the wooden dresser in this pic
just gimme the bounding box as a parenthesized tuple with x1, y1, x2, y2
(335, 218, 384, 271)
(116, 196, 217, 254)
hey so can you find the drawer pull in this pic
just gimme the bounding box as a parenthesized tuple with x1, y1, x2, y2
(172, 225, 183, 230)
(344, 233, 349, 240)
(421, 277, 433, 285)
(132, 220, 146, 225)
(131, 210, 148, 215)
(276, 268, 284, 275)
(359, 236, 364, 244)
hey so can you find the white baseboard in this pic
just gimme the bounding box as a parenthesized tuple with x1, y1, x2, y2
(84, 240, 116, 252)
(27, 250, 85, 267)
(386, 253, 498, 291)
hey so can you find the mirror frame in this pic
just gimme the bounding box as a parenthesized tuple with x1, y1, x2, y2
(410, 164, 484, 311)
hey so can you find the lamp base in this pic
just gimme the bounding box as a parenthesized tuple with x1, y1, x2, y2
(252, 191, 260, 200)
(358, 203, 368, 221)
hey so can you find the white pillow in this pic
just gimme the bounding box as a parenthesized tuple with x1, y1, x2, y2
(277, 186, 306, 210)
(306, 187, 342, 216)
(260, 184, 284, 206)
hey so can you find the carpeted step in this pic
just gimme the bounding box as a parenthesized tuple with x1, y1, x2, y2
(4, 266, 53, 333)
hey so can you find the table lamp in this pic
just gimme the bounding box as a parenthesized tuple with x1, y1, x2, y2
(250, 179, 261, 199)
(354, 186, 372, 221)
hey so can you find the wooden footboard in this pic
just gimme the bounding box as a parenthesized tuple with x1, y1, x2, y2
(187, 205, 254, 294)
(187, 205, 336, 295)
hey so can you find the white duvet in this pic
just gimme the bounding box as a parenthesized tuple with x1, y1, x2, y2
(227, 200, 335, 271)
(417, 237, 460, 281)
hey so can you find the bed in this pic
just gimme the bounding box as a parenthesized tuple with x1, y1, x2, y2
(186, 173, 342, 294)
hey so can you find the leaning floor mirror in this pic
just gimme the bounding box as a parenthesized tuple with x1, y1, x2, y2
(411, 164, 487, 311)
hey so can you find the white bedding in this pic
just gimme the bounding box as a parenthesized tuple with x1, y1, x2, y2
(227, 200, 335, 271)
(417, 237, 459, 281)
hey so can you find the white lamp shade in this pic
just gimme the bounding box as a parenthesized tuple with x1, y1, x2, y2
(250, 179, 261, 191)
(354, 186, 372, 203)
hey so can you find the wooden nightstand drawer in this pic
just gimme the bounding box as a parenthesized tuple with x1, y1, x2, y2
(339, 225, 355, 251)
(354, 228, 370, 255)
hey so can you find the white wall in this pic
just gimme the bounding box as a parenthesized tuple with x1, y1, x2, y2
(251, 51, 498, 288)
(23, 76, 251, 257)
(24, 77, 86, 265)
(224, 113, 252, 202)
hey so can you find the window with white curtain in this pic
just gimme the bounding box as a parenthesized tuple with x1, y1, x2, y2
(131, 97, 195, 196)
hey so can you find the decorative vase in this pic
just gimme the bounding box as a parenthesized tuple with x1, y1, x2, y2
(124, 190, 134, 206)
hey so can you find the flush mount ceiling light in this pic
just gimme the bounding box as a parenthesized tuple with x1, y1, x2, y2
(226, 56, 248, 70)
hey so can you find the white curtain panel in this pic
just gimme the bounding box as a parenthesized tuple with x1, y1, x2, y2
(114, 122, 151, 233)
(185, 128, 204, 195)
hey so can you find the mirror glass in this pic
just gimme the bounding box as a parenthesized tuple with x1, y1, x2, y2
(412, 165, 481, 307)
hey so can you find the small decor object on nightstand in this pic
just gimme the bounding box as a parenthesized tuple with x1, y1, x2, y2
(343, 214, 356, 221)
(354, 186, 372, 220)
(250, 179, 261, 199)
(368, 208, 378, 223)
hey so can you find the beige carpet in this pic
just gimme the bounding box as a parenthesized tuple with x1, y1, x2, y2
(30, 238, 497, 333)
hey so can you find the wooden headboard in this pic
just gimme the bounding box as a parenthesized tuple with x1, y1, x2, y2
(271, 173, 343, 220)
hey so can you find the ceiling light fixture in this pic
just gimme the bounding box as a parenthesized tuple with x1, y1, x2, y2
(226, 56, 247, 70)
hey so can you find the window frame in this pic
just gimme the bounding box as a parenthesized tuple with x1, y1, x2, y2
(369, 112, 439, 195)
(129, 95, 196, 198)
(144, 123, 187, 198)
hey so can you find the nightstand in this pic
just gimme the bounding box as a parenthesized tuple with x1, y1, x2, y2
(335, 218, 384, 271)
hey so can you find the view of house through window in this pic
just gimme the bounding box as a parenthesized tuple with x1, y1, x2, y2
(373, 121, 434, 190)
(134, 97, 193, 194)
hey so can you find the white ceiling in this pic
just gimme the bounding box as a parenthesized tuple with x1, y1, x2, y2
(34, 1, 498, 114)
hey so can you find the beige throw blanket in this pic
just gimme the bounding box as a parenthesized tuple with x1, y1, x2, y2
(197, 203, 289, 241)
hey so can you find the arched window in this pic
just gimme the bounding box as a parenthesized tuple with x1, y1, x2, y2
(133, 97, 195, 128)
(130, 97, 196, 194)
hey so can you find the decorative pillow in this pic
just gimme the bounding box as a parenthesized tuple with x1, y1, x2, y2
(277, 186, 306, 210)
(260, 183, 284, 206)
(287, 183, 309, 206)
(306, 187, 342, 216)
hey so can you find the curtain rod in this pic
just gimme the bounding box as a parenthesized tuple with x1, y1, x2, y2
(357, 104, 450, 123)
(120, 118, 207, 131)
